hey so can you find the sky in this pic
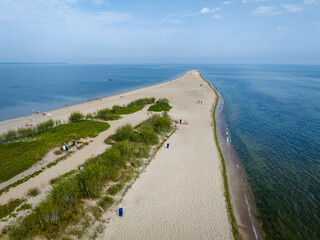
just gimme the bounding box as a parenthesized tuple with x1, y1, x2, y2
(0, 0, 319, 64)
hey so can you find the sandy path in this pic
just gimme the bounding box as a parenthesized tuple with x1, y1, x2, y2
(0, 107, 150, 204)
(99, 71, 233, 239)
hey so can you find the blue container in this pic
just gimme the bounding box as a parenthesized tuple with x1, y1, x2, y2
(167, 143, 170, 148)
(119, 208, 123, 217)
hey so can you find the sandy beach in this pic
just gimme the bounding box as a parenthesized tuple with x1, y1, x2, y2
(0, 70, 233, 239)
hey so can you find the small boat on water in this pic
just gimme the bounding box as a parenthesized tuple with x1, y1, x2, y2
(108, 78, 113, 81)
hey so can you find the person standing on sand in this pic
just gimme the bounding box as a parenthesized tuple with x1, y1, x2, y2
(32, 109, 34, 115)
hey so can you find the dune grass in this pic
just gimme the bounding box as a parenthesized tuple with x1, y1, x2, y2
(94, 97, 155, 121)
(148, 98, 172, 112)
(0, 121, 110, 184)
(200, 73, 239, 240)
(6, 114, 172, 239)
(0, 119, 55, 144)
(0, 199, 24, 220)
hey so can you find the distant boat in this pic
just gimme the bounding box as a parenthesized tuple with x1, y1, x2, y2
(108, 78, 113, 81)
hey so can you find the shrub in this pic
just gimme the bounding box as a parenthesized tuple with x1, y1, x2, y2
(115, 124, 135, 141)
(139, 125, 159, 145)
(148, 98, 172, 112)
(27, 188, 40, 197)
(17, 203, 32, 212)
(36, 119, 54, 132)
(98, 196, 114, 210)
(69, 111, 84, 122)
(107, 183, 124, 195)
(127, 97, 155, 107)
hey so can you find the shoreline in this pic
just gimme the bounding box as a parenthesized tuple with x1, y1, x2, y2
(200, 72, 263, 240)
(0, 71, 188, 134)
(1, 70, 245, 239)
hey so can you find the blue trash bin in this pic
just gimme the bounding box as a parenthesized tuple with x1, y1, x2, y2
(167, 143, 170, 148)
(119, 208, 123, 217)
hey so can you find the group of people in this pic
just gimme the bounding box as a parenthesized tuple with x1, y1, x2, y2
(179, 119, 188, 125)
(62, 145, 69, 152)
(196, 100, 204, 104)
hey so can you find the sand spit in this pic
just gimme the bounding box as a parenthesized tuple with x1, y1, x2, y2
(1, 70, 234, 239)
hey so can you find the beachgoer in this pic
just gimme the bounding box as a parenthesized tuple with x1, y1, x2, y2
(43, 112, 46, 115)
(66, 145, 69, 151)
(73, 140, 76, 146)
(65, 104, 68, 107)
(63, 145, 66, 152)
(32, 109, 34, 115)
(180, 119, 182, 124)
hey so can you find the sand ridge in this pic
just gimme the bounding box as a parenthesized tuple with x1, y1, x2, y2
(0, 70, 233, 239)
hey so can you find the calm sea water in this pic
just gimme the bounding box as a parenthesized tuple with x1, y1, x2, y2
(0, 64, 190, 121)
(1, 64, 319, 239)
(200, 65, 320, 240)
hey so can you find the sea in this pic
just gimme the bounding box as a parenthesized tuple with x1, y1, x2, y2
(0, 63, 319, 239)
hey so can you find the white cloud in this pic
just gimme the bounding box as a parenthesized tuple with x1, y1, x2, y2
(251, 6, 281, 15)
(275, 25, 286, 31)
(314, 22, 320, 25)
(242, 0, 267, 3)
(200, 7, 210, 14)
(93, 0, 110, 7)
(304, 0, 319, 5)
(222, 1, 230, 5)
(213, 14, 222, 19)
(212, 7, 221, 12)
(281, 4, 303, 13)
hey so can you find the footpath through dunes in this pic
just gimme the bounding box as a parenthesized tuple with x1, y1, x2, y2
(100, 70, 233, 240)
(0, 108, 151, 204)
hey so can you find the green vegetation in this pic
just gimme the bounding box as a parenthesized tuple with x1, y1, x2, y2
(27, 188, 40, 197)
(0, 119, 55, 144)
(94, 97, 155, 121)
(7, 114, 172, 239)
(69, 111, 84, 122)
(97, 196, 114, 210)
(0, 199, 24, 219)
(200, 73, 239, 240)
(0, 121, 110, 184)
(17, 203, 32, 212)
(148, 98, 172, 112)
(107, 183, 124, 195)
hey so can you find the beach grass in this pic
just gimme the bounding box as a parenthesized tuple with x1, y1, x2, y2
(200, 73, 239, 240)
(0, 120, 110, 184)
(0, 199, 24, 219)
(6, 114, 172, 239)
(94, 97, 155, 121)
(148, 98, 172, 112)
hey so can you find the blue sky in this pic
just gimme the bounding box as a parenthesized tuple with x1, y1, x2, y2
(0, 0, 319, 64)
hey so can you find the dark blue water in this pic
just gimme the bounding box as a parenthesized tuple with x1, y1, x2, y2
(1, 64, 319, 239)
(199, 65, 320, 240)
(0, 64, 190, 121)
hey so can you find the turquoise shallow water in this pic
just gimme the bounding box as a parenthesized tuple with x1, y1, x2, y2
(1, 64, 319, 239)
(200, 64, 320, 240)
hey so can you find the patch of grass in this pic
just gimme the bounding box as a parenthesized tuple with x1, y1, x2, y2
(200, 73, 239, 240)
(0, 199, 24, 219)
(107, 183, 124, 196)
(0, 121, 110, 184)
(50, 170, 77, 185)
(0, 119, 55, 144)
(69, 111, 84, 122)
(27, 188, 40, 197)
(97, 196, 114, 210)
(88, 206, 102, 221)
(148, 98, 172, 112)
(17, 203, 32, 212)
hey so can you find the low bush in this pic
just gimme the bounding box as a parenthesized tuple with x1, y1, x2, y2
(17, 203, 32, 212)
(127, 97, 155, 107)
(148, 98, 172, 112)
(98, 196, 114, 210)
(27, 188, 40, 197)
(69, 111, 84, 122)
(107, 183, 124, 196)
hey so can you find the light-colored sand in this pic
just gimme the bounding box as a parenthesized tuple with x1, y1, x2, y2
(0, 70, 233, 239)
